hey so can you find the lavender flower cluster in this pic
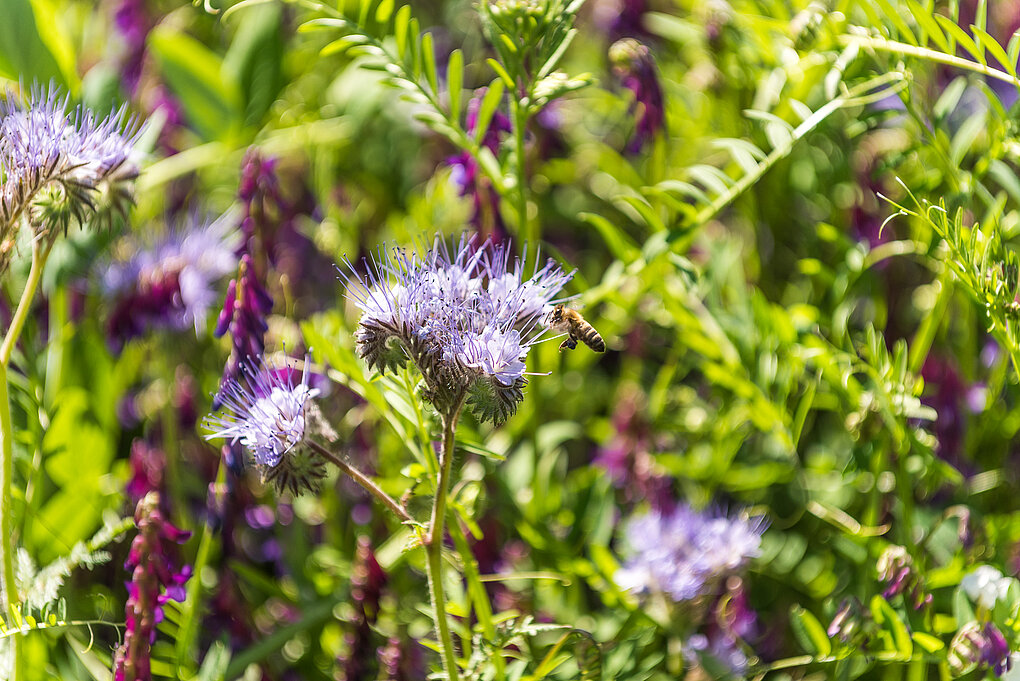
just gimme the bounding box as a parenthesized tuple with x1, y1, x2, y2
(204, 355, 328, 495)
(340, 236, 573, 422)
(0, 85, 140, 272)
(616, 504, 764, 602)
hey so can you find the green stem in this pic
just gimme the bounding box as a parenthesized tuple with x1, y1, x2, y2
(1, 239, 51, 366)
(425, 398, 466, 681)
(0, 237, 50, 681)
(0, 374, 21, 680)
(449, 519, 505, 681)
(307, 440, 413, 523)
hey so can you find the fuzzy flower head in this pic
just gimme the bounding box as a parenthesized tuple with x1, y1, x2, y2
(339, 235, 574, 423)
(204, 354, 327, 495)
(615, 504, 765, 602)
(0, 84, 141, 263)
(103, 211, 239, 352)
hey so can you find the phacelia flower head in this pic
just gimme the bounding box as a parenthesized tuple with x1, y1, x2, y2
(204, 354, 327, 495)
(103, 211, 239, 352)
(339, 235, 574, 423)
(0, 84, 141, 271)
(615, 504, 765, 602)
(609, 38, 665, 154)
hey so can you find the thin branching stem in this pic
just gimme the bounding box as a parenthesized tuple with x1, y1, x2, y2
(307, 440, 413, 523)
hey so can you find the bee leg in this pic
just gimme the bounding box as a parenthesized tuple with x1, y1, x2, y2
(559, 338, 577, 351)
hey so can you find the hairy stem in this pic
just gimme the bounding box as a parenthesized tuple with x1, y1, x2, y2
(425, 396, 467, 681)
(0, 238, 49, 681)
(307, 440, 413, 524)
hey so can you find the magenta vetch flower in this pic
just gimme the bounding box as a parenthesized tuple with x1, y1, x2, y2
(876, 545, 931, 609)
(609, 38, 665, 154)
(338, 235, 573, 422)
(949, 621, 1013, 677)
(616, 504, 765, 602)
(113, 493, 192, 681)
(103, 212, 239, 352)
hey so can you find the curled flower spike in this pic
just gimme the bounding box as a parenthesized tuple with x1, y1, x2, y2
(0, 84, 141, 259)
(203, 354, 327, 495)
(339, 235, 574, 423)
(615, 504, 765, 602)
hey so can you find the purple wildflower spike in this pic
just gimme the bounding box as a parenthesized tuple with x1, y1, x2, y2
(203, 354, 327, 495)
(609, 38, 665, 154)
(213, 254, 274, 409)
(339, 235, 573, 423)
(616, 504, 765, 602)
(112, 492, 192, 681)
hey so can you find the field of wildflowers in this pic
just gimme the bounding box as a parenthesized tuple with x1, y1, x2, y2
(6, 0, 1020, 679)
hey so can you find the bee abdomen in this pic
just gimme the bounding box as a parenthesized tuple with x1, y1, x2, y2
(578, 325, 605, 352)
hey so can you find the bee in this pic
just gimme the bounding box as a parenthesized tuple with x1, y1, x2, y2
(548, 304, 605, 352)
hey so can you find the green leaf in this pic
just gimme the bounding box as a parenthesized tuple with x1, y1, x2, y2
(935, 14, 986, 65)
(973, 26, 1016, 76)
(486, 57, 515, 89)
(421, 31, 438, 95)
(578, 212, 640, 262)
(393, 4, 411, 59)
(148, 26, 243, 142)
(447, 48, 463, 123)
(375, 0, 394, 23)
(222, 3, 284, 126)
(870, 595, 913, 659)
(911, 632, 944, 653)
(789, 605, 832, 657)
(473, 77, 505, 144)
(0, 0, 76, 87)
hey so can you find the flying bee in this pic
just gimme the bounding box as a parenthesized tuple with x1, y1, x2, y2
(548, 304, 605, 353)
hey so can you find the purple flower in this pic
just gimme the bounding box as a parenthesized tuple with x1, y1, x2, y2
(103, 212, 239, 352)
(0, 85, 140, 270)
(876, 545, 931, 609)
(213, 253, 274, 408)
(684, 632, 749, 677)
(609, 38, 665, 154)
(446, 90, 511, 240)
(616, 504, 765, 602)
(339, 236, 573, 422)
(112, 492, 192, 681)
(949, 622, 1013, 677)
(203, 354, 327, 495)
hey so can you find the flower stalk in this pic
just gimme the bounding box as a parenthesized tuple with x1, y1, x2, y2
(306, 439, 412, 524)
(424, 399, 467, 681)
(0, 237, 52, 681)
